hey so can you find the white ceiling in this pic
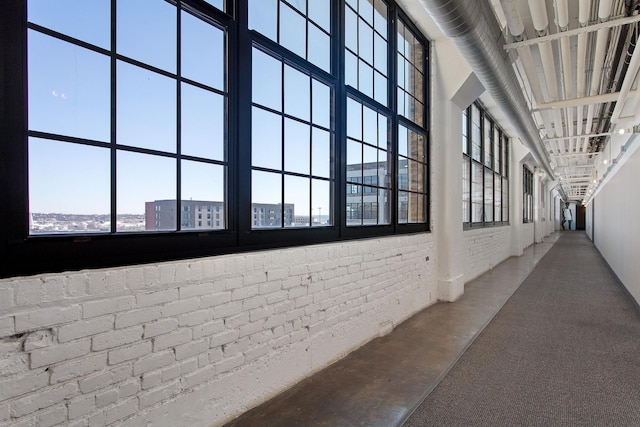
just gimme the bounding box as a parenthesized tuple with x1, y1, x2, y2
(488, 0, 640, 201)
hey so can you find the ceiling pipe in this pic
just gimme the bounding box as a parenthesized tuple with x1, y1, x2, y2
(500, 0, 525, 40)
(418, 0, 554, 178)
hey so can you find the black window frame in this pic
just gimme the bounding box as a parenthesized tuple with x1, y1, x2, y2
(0, 0, 430, 278)
(462, 101, 509, 229)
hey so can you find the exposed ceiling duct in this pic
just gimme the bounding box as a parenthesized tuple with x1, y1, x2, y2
(418, 0, 556, 179)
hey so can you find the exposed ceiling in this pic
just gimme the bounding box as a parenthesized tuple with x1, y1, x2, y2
(489, 0, 640, 202)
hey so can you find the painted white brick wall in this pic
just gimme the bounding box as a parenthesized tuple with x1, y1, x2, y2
(463, 226, 512, 282)
(0, 233, 437, 426)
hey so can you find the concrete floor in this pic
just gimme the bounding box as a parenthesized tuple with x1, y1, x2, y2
(224, 234, 560, 427)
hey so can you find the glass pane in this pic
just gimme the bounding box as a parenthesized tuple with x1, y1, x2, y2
(374, 0, 387, 36)
(502, 178, 509, 221)
(358, 60, 373, 98)
(309, 0, 330, 32)
(347, 98, 362, 140)
(204, 0, 224, 10)
(374, 33, 387, 72)
(472, 162, 483, 223)
(287, 0, 306, 14)
(408, 129, 426, 161)
(280, 3, 306, 58)
(485, 169, 493, 222)
(182, 11, 225, 90)
(252, 48, 282, 111)
(284, 119, 310, 175)
(408, 159, 424, 192)
(345, 51, 358, 88)
(346, 188, 363, 226)
(359, 18, 373, 64)
(397, 55, 406, 89)
(181, 161, 225, 230)
(117, 151, 176, 232)
(378, 115, 388, 149)
(29, 138, 110, 234)
(308, 24, 331, 72)
(252, 107, 282, 170)
(252, 171, 282, 228)
(312, 80, 331, 129)
(363, 144, 377, 166)
(494, 173, 502, 222)
(374, 72, 387, 106)
(378, 188, 391, 224)
(359, 0, 374, 24)
(249, 0, 277, 41)
(312, 128, 331, 178)
(363, 106, 377, 146)
(285, 175, 310, 227)
(398, 158, 408, 190)
(284, 65, 310, 121)
(181, 83, 224, 161)
(346, 139, 362, 180)
(462, 157, 470, 223)
(28, 31, 110, 141)
(345, 7, 358, 53)
(398, 190, 408, 224)
(398, 125, 408, 157)
(117, 61, 176, 153)
(312, 179, 331, 226)
(117, 0, 176, 73)
(28, 0, 110, 49)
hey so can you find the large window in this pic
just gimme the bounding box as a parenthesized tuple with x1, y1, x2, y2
(0, 0, 429, 277)
(523, 166, 534, 223)
(462, 102, 509, 228)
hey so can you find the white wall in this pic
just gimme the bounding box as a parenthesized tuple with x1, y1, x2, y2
(589, 142, 640, 304)
(0, 234, 438, 426)
(463, 227, 512, 282)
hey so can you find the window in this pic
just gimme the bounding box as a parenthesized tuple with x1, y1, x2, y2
(462, 102, 509, 228)
(523, 166, 534, 223)
(1, 0, 429, 277)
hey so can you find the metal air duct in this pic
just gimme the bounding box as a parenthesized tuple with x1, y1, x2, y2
(418, 0, 555, 178)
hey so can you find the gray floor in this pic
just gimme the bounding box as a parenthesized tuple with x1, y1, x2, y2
(224, 233, 560, 427)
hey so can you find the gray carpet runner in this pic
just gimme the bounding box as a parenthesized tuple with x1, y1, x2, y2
(404, 232, 640, 426)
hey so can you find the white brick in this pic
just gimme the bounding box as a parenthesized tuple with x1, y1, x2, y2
(243, 272, 266, 286)
(238, 321, 265, 338)
(0, 317, 14, 338)
(23, 329, 53, 352)
(124, 267, 144, 291)
(160, 298, 200, 317)
(153, 329, 192, 351)
(142, 371, 162, 390)
(249, 307, 272, 322)
(174, 339, 209, 360)
(143, 318, 178, 339)
(0, 287, 14, 310)
(36, 404, 67, 427)
(0, 371, 49, 401)
(115, 307, 161, 329)
(15, 279, 42, 306)
(92, 326, 143, 351)
(41, 276, 65, 303)
(105, 270, 126, 293)
(96, 388, 118, 408)
(30, 340, 90, 368)
(119, 378, 140, 398)
(0, 402, 8, 422)
(192, 320, 224, 339)
(180, 366, 215, 390)
(65, 274, 89, 298)
(222, 338, 250, 357)
(68, 395, 95, 419)
(108, 341, 152, 365)
(87, 272, 106, 295)
(266, 268, 288, 281)
(104, 397, 138, 425)
(50, 353, 107, 383)
(224, 313, 249, 329)
(244, 342, 272, 362)
(179, 282, 213, 299)
(209, 330, 239, 348)
(136, 289, 178, 308)
(58, 316, 114, 343)
(133, 350, 174, 376)
(15, 306, 80, 333)
(158, 264, 176, 285)
(200, 291, 231, 308)
(213, 301, 242, 319)
(214, 354, 244, 375)
(177, 309, 213, 327)
(83, 296, 135, 319)
(139, 381, 180, 409)
(10, 382, 76, 417)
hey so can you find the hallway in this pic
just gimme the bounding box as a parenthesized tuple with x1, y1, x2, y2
(226, 232, 640, 426)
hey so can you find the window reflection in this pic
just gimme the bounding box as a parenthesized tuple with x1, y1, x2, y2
(397, 20, 425, 125)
